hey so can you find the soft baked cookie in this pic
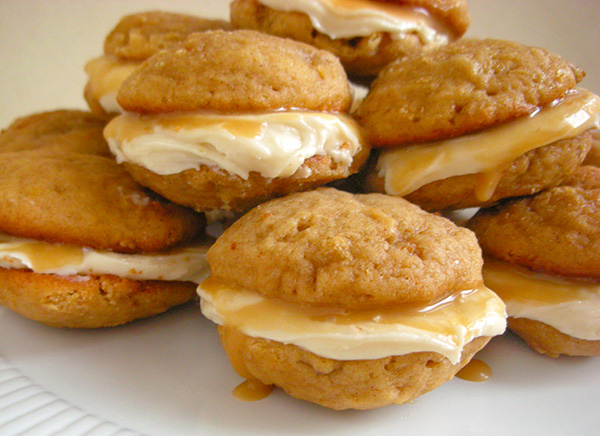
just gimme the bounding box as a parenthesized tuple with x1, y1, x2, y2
(198, 188, 506, 409)
(105, 30, 370, 214)
(467, 166, 600, 357)
(230, 0, 470, 78)
(84, 11, 229, 118)
(0, 149, 210, 328)
(356, 38, 599, 211)
(582, 129, 600, 167)
(0, 109, 111, 156)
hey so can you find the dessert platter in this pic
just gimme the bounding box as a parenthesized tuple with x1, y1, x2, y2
(0, 1, 599, 435)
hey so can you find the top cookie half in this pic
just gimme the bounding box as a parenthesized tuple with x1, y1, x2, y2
(467, 166, 600, 279)
(103, 11, 231, 61)
(207, 188, 482, 309)
(355, 38, 585, 147)
(117, 29, 353, 113)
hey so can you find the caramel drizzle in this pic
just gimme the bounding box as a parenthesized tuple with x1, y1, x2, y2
(456, 358, 492, 382)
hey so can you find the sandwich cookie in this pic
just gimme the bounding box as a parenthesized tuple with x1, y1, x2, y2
(198, 188, 506, 409)
(84, 11, 229, 118)
(230, 0, 470, 78)
(0, 109, 111, 157)
(0, 149, 209, 328)
(105, 30, 369, 214)
(356, 39, 598, 211)
(467, 166, 600, 357)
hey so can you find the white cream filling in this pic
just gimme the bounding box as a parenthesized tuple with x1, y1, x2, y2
(258, 0, 452, 43)
(85, 55, 141, 113)
(482, 257, 600, 341)
(198, 278, 506, 364)
(98, 94, 121, 115)
(377, 88, 600, 200)
(104, 111, 364, 180)
(0, 233, 210, 284)
(350, 81, 369, 114)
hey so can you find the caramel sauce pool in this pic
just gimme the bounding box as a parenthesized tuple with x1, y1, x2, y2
(456, 359, 492, 382)
(233, 380, 274, 402)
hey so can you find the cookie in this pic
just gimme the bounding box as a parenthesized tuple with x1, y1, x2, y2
(468, 167, 600, 279)
(507, 318, 600, 359)
(105, 30, 369, 213)
(0, 150, 199, 253)
(467, 167, 600, 356)
(230, 0, 470, 78)
(218, 327, 490, 409)
(0, 149, 210, 328)
(103, 11, 230, 61)
(582, 129, 600, 166)
(357, 38, 598, 211)
(199, 188, 506, 409)
(0, 268, 199, 329)
(118, 149, 370, 213)
(207, 188, 482, 307)
(116, 29, 352, 113)
(84, 11, 229, 118)
(0, 109, 111, 157)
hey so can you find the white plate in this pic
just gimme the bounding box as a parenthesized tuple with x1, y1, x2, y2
(0, 1, 599, 435)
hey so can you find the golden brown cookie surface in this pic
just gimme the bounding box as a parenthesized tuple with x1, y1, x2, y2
(0, 268, 196, 328)
(0, 150, 202, 253)
(468, 166, 600, 279)
(117, 29, 352, 113)
(219, 326, 489, 409)
(0, 110, 111, 156)
(355, 38, 584, 147)
(122, 147, 369, 213)
(507, 317, 600, 358)
(582, 130, 600, 167)
(104, 11, 230, 61)
(561, 163, 600, 189)
(208, 188, 482, 309)
(230, 0, 470, 77)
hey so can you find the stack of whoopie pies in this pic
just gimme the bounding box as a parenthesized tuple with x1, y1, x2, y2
(2, 0, 599, 411)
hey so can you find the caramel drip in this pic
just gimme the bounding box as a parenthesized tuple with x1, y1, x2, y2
(151, 115, 267, 138)
(482, 257, 598, 306)
(456, 358, 491, 382)
(202, 276, 487, 335)
(218, 119, 266, 138)
(232, 380, 274, 402)
(381, 89, 600, 198)
(219, 326, 274, 402)
(219, 325, 254, 380)
(106, 111, 356, 142)
(198, 275, 507, 368)
(474, 168, 505, 202)
(9, 241, 84, 271)
(324, 0, 423, 16)
(260, 0, 455, 40)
